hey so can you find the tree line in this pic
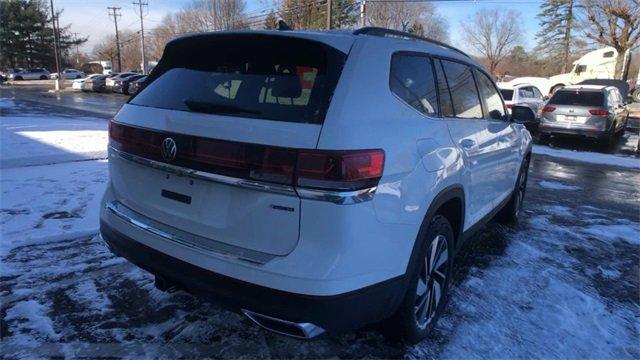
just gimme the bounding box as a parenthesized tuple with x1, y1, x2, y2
(1, 0, 638, 80)
(0, 0, 87, 70)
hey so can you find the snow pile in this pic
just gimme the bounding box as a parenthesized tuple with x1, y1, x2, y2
(539, 180, 580, 191)
(533, 144, 639, 169)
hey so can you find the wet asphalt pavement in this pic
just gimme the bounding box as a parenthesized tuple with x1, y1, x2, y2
(0, 83, 126, 118)
(1, 87, 639, 358)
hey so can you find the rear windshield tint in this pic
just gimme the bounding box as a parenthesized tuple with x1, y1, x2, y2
(549, 90, 604, 106)
(500, 89, 514, 100)
(131, 35, 346, 124)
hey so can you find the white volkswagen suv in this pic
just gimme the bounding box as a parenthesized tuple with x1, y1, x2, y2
(100, 28, 532, 343)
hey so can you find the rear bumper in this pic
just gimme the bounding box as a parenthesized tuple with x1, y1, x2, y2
(539, 123, 606, 138)
(100, 221, 406, 332)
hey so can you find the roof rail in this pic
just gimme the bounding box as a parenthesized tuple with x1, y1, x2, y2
(353, 27, 470, 58)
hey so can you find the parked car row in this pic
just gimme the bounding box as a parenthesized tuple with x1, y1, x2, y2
(71, 72, 147, 96)
(497, 79, 630, 147)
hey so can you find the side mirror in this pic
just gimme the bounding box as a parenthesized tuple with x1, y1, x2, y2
(511, 105, 536, 123)
(543, 95, 550, 101)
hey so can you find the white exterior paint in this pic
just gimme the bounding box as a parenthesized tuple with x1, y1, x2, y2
(100, 32, 531, 297)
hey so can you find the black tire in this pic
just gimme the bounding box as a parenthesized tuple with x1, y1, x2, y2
(387, 215, 454, 344)
(14, 76, 23, 81)
(496, 155, 530, 224)
(600, 130, 616, 151)
(39, 75, 47, 80)
(537, 133, 550, 145)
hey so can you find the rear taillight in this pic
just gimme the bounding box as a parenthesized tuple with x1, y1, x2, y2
(505, 104, 513, 109)
(588, 109, 609, 116)
(542, 106, 556, 113)
(109, 121, 384, 192)
(296, 150, 384, 191)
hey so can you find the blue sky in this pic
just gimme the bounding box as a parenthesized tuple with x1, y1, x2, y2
(56, 0, 544, 54)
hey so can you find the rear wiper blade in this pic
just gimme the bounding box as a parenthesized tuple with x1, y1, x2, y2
(183, 99, 261, 116)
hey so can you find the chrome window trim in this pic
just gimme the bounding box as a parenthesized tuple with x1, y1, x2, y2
(109, 146, 378, 205)
(105, 201, 276, 265)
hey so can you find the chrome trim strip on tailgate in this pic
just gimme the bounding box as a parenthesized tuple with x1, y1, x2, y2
(109, 146, 297, 196)
(105, 201, 276, 265)
(109, 146, 377, 205)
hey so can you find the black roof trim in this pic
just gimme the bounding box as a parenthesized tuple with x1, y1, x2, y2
(353, 27, 470, 58)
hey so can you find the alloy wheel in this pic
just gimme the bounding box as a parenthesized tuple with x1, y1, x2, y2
(415, 234, 449, 329)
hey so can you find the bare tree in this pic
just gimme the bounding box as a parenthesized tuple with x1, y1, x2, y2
(581, 0, 640, 79)
(173, 0, 247, 32)
(94, 30, 144, 71)
(366, 1, 449, 42)
(461, 8, 523, 75)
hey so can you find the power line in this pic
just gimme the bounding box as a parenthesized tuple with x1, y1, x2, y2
(107, 6, 122, 72)
(132, 0, 148, 74)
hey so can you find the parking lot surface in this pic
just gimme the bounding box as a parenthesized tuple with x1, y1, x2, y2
(1, 90, 639, 358)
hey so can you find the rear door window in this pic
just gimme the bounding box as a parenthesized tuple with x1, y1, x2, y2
(130, 35, 346, 124)
(389, 54, 438, 116)
(549, 90, 604, 107)
(475, 70, 507, 121)
(440, 60, 483, 119)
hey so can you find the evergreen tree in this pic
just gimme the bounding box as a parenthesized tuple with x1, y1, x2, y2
(534, 0, 576, 73)
(264, 11, 278, 29)
(0, 0, 86, 70)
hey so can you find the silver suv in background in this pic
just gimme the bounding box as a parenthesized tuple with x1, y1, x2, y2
(539, 85, 628, 147)
(498, 83, 546, 131)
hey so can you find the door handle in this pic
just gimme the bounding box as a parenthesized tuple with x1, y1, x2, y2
(460, 139, 476, 149)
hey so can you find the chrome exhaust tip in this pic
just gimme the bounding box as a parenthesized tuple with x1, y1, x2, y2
(242, 309, 325, 339)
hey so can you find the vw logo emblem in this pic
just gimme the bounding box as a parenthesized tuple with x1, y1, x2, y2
(161, 137, 177, 162)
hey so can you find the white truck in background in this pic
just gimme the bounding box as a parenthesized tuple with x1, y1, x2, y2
(548, 46, 640, 102)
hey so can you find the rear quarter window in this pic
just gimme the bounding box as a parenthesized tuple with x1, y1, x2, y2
(131, 35, 346, 124)
(549, 90, 604, 107)
(389, 53, 438, 116)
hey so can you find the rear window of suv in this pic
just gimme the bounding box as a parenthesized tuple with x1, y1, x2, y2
(549, 90, 604, 106)
(500, 89, 514, 100)
(130, 35, 347, 124)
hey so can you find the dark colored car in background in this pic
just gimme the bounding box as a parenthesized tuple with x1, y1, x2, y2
(127, 75, 147, 96)
(578, 79, 629, 101)
(81, 74, 109, 92)
(113, 74, 145, 95)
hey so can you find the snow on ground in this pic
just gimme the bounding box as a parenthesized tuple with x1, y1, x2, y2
(1, 98, 108, 256)
(533, 143, 639, 169)
(0, 99, 107, 168)
(0, 160, 107, 255)
(1, 97, 639, 358)
(539, 180, 580, 191)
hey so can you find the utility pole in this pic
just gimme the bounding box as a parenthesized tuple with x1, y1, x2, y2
(326, 0, 332, 30)
(359, 0, 366, 28)
(107, 7, 122, 72)
(49, 0, 61, 90)
(71, 32, 80, 65)
(133, 0, 148, 74)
